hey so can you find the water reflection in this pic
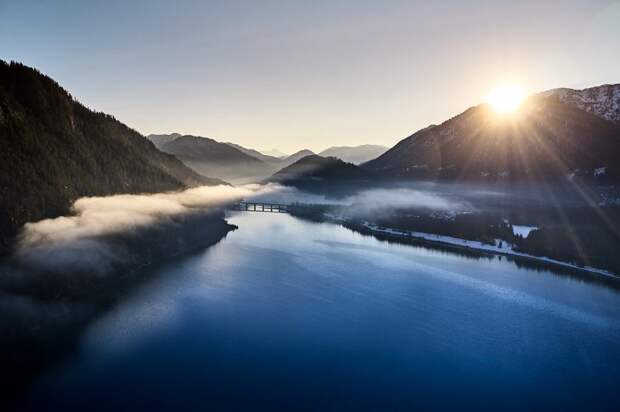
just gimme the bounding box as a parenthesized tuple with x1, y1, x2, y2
(19, 212, 620, 411)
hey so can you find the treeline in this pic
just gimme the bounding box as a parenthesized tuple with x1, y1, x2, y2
(370, 205, 620, 273)
(358, 209, 514, 245)
(288, 203, 335, 222)
(289, 200, 620, 274)
(289, 203, 513, 245)
(514, 206, 620, 273)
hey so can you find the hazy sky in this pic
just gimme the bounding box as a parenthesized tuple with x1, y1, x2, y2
(2, 0, 619, 152)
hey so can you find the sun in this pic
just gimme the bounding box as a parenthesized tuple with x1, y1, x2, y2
(486, 84, 526, 114)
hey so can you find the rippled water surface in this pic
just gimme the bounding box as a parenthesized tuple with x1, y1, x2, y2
(22, 212, 620, 410)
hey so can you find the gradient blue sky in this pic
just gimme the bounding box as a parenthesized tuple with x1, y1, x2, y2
(2, 0, 619, 152)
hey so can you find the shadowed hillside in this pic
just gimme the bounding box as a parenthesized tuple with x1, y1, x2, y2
(0, 61, 221, 253)
(152, 134, 276, 183)
(149, 134, 318, 183)
(363, 94, 620, 183)
(269, 154, 368, 184)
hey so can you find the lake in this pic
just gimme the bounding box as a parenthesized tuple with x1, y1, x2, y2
(18, 212, 620, 411)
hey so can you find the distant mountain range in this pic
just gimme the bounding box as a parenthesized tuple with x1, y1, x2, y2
(283, 149, 315, 165)
(148, 133, 388, 182)
(149, 134, 382, 183)
(318, 145, 388, 164)
(225, 142, 283, 163)
(151, 134, 272, 183)
(152, 83, 619, 187)
(363, 84, 620, 183)
(148, 134, 279, 183)
(3, 60, 619, 251)
(0, 61, 221, 252)
(260, 148, 289, 158)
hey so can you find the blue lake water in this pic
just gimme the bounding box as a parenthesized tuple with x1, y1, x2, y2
(21, 212, 620, 411)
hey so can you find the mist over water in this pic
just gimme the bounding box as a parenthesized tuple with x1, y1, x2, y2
(2, 180, 606, 290)
(0, 182, 471, 349)
(250, 182, 473, 215)
(0, 183, 275, 401)
(1, 180, 614, 304)
(20, 185, 261, 251)
(5, 182, 458, 290)
(2, 181, 619, 410)
(15, 212, 620, 411)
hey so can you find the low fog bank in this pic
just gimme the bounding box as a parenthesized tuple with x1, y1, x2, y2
(376, 180, 620, 210)
(278, 180, 620, 226)
(19, 185, 263, 250)
(0, 184, 277, 402)
(2, 185, 264, 292)
(2, 180, 618, 404)
(2, 183, 286, 309)
(0, 182, 469, 356)
(247, 183, 469, 214)
(1, 182, 461, 379)
(282, 181, 620, 276)
(340, 187, 469, 220)
(4, 180, 612, 302)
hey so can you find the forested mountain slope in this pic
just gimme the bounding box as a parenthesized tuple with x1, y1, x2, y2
(0, 61, 219, 252)
(363, 94, 620, 183)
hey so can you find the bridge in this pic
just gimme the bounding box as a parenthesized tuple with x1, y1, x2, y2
(230, 201, 290, 213)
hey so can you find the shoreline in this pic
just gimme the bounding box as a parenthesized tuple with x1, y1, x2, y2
(0, 211, 236, 410)
(327, 216, 618, 279)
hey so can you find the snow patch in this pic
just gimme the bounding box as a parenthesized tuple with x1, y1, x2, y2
(542, 84, 620, 123)
(594, 167, 607, 176)
(512, 225, 537, 238)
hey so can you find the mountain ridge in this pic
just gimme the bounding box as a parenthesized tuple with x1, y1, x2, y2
(540, 83, 620, 124)
(363, 91, 620, 183)
(160, 135, 262, 164)
(225, 142, 283, 163)
(283, 149, 315, 165)
(0, 61, 220, 252)
(148, 133, 181, 149)
(154, 134, 271, 184)
(362, 96, 620, 180)
(260, 148, 288, 158)
(268, 154, 368, 185)
(148, 134, 321, 183)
